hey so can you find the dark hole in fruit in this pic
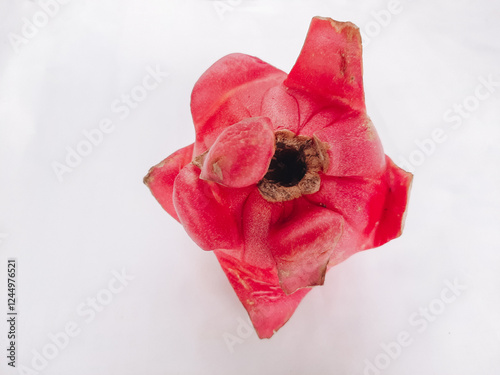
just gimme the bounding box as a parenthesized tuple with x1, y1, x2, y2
(264, 143, 307, 187)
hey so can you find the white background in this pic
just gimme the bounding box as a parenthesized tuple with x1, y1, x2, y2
(1, 0, 499, 374)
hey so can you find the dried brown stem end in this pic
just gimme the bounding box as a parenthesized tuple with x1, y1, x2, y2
(258, 130, 329, 202)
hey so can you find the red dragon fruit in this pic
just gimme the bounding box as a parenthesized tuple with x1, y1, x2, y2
(144, 16, 412, 339)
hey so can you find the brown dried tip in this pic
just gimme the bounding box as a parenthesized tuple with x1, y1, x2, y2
(258, 130, 329, 202)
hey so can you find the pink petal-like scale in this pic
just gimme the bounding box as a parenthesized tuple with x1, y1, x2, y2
(199, 117, 275, 188)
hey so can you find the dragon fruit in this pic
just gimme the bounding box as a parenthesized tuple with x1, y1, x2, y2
(144, 16, 412, 338)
